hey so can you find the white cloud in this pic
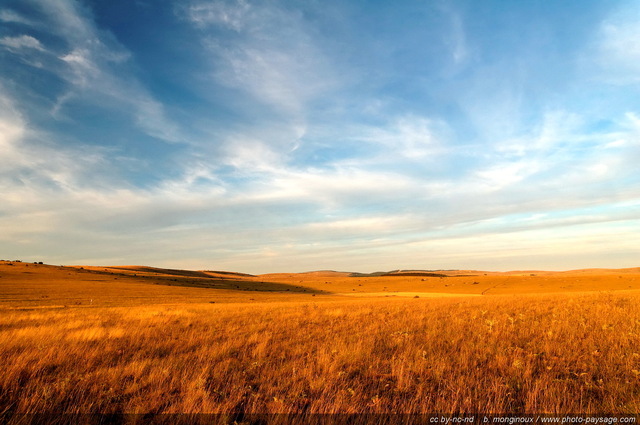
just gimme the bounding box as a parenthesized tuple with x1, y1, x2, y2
(0, 35, 45, 51)
(455, 67, 527, 143)
(486, 110, 585, 159)
(189, 0, 338, 122)
(59, 48, 98, 87)
(222, 137, 285, 172)
(0, 94, 25, 153)
(214, 45, 325, 116)
(156, 165, 227, 200)
(132, 98, 183, 144)
(0, 94, 106, 192)
(625, 112, 640, 130)
(10, 0, 181, 144)
(38, 0, 95, 44)
(439, 5, 468, 68)
(357, 116, 445, 160)
(591, 3, 640, 84)
(474, 159, 542, 191)
(0, 9, 33, 25)
(251, 166, 415, 208)
(601, 23, 640, 61)
(300, 214, 424, 244)
(186, 0, 250, 30)
(530, 111, 585, 151)
(469, 107, 638, 195)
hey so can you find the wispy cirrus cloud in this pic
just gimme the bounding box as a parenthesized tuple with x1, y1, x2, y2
(437, 3, 469, 70)
(2, 1, 182, 144)
(0, 87, 116, 194)
(355, 116, 447, 161)
(0, 9, 34, 25)
(592, 2, 640, 84)
(0, 35, 45, 51)
(184, 0, 340, 129)
(185, 0, 250, 30)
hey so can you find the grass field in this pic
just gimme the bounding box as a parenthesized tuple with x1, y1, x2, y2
(1, 261, 640, 416)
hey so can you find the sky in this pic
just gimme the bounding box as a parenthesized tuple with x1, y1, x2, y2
(1, 0, 639, 273)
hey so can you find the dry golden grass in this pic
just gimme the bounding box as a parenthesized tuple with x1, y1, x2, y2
(1, 261, 640, 415)
(1, 294, 640, 413)
(0, 262, 331, 308)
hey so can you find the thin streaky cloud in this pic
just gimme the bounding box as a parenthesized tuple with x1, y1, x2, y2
(0, 35, 45, 51)
(0, 9, 33, 25)
(592, 2, 640, 83)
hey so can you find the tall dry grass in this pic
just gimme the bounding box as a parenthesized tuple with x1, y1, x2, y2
(1, 292, 639, 414)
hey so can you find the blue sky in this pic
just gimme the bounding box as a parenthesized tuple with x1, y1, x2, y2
(1, 0, 639, 273)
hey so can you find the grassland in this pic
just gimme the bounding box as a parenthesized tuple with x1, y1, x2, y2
(1, 261, 640, 416)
